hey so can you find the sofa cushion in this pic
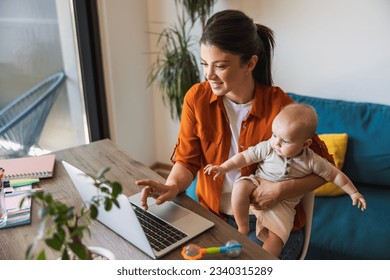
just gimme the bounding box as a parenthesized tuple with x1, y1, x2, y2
(316, 133, 348, 196)
(307, 183, 390, 259)
(288, 93, 390, 187)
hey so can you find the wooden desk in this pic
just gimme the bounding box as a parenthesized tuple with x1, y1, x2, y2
(0, 139, 275, 260)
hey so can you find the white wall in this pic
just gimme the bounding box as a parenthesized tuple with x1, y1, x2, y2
(242, 0, 390, 104)
(98, 0, 390, 166)
(146, 0, 181, 166)
(97, 0, 155, 166)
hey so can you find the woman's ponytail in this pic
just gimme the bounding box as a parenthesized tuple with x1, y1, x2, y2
(254, 24, 275, 86)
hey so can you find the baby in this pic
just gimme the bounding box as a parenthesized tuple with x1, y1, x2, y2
(204, 103, 366, 258)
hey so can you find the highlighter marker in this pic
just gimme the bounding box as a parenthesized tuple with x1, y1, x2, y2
(9, 179, 40, 187)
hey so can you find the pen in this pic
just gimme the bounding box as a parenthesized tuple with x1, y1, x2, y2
(4, 187, 43, 197)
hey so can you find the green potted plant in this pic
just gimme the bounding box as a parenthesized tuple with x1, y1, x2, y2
(25, 167, 122, 260)
(177, 0, 216, 29)
(148, 0, 216, 120)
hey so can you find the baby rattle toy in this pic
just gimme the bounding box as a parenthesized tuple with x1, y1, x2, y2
(181, 240, 242, 260)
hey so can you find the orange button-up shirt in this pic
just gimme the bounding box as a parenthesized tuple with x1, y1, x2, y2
(171, 81, 333, 230)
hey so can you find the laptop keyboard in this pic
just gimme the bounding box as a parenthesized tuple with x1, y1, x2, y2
(131, 203, 188, 252)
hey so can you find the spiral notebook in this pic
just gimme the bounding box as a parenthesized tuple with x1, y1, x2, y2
(0, 154, 56, 180)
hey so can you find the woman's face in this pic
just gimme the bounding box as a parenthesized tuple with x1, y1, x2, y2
(200, 43, 257, 103)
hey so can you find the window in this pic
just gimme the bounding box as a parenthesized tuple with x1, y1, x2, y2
(0, 0, 108, 158)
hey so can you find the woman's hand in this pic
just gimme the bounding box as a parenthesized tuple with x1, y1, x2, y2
(250, 178, 282, 210)
(136, 163, 194, 210)
(135, 179, 180, 210)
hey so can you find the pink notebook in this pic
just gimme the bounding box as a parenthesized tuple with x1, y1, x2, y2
(0, 154, 56, 180)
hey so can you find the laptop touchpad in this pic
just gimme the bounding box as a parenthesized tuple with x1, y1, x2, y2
(148, 202, 190, 224)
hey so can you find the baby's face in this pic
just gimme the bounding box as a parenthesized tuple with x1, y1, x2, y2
(270, 116, 308, 158)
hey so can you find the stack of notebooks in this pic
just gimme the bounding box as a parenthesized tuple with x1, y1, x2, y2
(1, 184, 34, 229)
(0, 154, 56, 229)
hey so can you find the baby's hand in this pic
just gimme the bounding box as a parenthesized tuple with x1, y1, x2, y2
(351, 192, 367, 211)
(204, 164, 227, 180)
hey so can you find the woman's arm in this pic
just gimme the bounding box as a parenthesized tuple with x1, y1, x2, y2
(136, 162, 194, 210)
(250, 174, 326, 210)
(136, 85, 202, 210)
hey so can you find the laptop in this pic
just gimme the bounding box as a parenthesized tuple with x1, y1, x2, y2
(62, 161, 214, 259)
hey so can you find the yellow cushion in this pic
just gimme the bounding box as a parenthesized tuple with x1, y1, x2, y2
(315, 133, 348, 196)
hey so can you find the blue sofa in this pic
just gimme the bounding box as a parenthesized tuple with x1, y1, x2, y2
(186, 93, 390, 259)
(288, 93, 390, 260)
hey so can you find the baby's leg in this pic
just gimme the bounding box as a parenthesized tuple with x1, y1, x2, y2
(262, 230, 284, 258)
(231, 179, 257, 235)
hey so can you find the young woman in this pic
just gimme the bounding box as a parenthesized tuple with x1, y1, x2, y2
(136, 9, 333, 259)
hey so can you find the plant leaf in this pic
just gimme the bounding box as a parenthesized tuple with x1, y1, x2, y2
(26, 165, 123, 260)
(90, 204, 98, 219)
(45, 193, 53, 204)
(61, 248, 70, 260)
(104, 198, 113, 211)
(70, 225, 87, 239)
(54, 231, 65, 244)
(69, 243, 89, 260)
(36, 250, 46, 260)
(147, 12, 200, 120)
(100, 186, 110, 193)
(45, 237, 63, 251)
